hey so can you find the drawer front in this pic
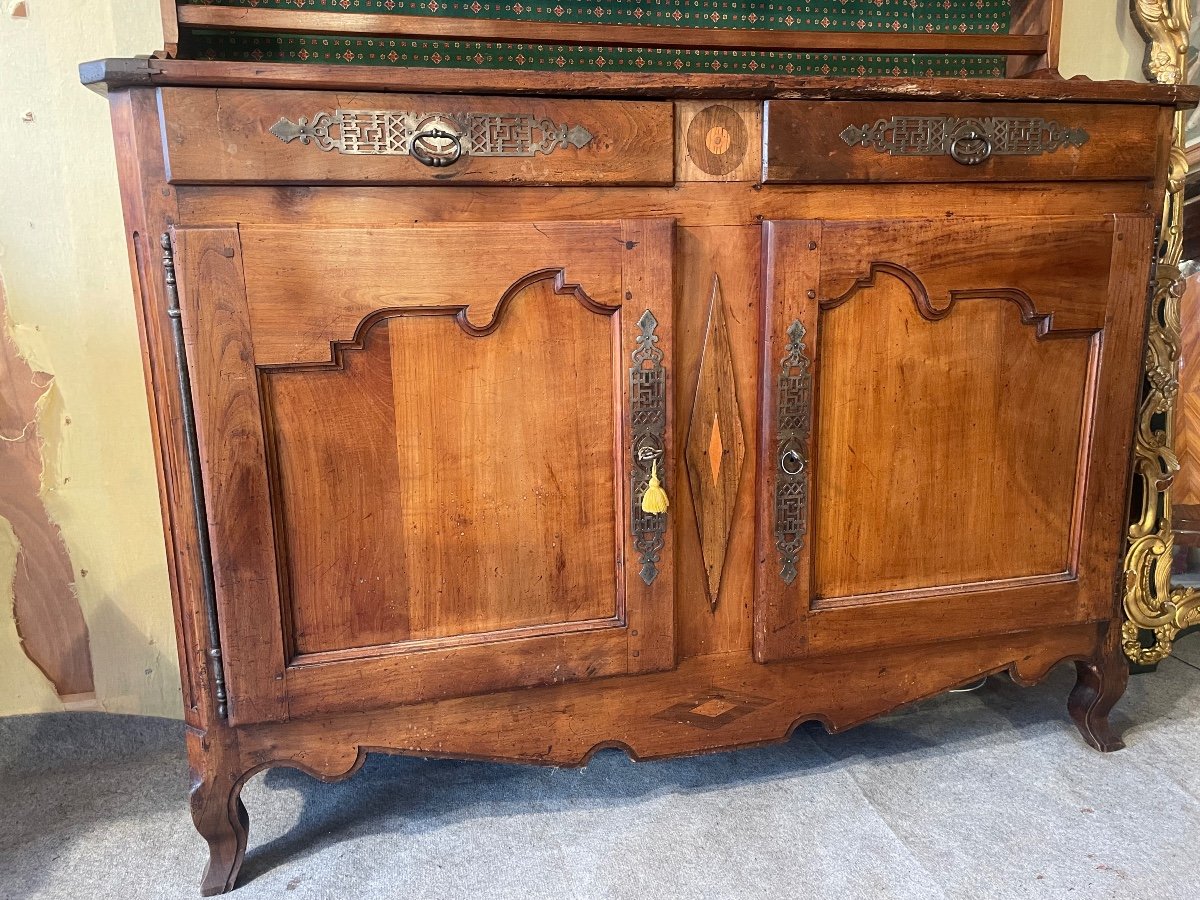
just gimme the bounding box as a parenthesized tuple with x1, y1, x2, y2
(158, 87, 674, 186)
(764, 101, 1162, 183)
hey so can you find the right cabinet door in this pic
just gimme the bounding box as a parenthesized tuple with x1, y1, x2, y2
(755, 215, 1154, 662)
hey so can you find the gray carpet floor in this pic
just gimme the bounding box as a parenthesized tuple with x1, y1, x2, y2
(3, 636, 1200, 900)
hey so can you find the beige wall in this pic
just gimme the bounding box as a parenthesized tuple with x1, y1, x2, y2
(1060, 0, 1146, 81)
(0, 1, 1157, 720)
(0, 0, 178, 717)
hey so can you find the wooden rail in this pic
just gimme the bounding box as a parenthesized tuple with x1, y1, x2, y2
(177, 8, 1050, 57)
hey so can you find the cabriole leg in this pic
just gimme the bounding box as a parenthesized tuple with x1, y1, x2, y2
(187, 728, 249, 895)
(190, 765, 249, 896)
(1068, 624, 1129, 752)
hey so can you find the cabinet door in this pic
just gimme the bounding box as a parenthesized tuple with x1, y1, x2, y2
(170, 220, 675, 724)
(755, 216, 1153, 662)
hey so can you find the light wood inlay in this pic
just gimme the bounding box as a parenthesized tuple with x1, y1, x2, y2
(686, 275, 746, 610)
(676, 101, 761, 183)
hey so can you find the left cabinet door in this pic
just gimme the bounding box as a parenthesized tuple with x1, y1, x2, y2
(169, 220, 675, 724)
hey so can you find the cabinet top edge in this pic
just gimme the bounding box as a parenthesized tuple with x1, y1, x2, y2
(79, 57, 1200, 108)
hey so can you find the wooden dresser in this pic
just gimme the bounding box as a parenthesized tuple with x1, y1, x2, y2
(84, 1, 1199, 893)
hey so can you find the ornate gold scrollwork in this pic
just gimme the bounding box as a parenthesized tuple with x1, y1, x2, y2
(1133, 0, 1193, 84)
(1123, 0, 1197, 663)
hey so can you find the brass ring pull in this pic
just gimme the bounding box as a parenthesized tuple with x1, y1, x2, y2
(411, 128, 463, 168)
(948, 130, 993, 166)
(780, 450, 804, 477)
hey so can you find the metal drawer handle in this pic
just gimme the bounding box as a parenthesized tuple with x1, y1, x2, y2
(948, 129, 993, 166)
(411, 128, 463, 168)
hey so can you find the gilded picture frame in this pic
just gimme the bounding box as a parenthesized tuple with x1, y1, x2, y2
(1122, 0, 1196, 663)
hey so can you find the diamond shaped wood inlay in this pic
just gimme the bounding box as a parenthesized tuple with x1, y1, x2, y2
(707, 416, 723, 487)
(685, 275, 746, 611)
(653, 690, 773, 731)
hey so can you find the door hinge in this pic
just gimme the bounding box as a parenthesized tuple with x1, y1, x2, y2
(161, 232, 229, 720)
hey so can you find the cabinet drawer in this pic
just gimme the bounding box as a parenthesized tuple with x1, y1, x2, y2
(158, 87, 674, 186)
(763, 100, 1162, 183)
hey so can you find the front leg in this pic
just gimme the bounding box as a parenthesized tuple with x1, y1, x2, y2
(187, 728, 249, 895)
(1067, 623, 1129, 752)
(190, 763, 249, 896)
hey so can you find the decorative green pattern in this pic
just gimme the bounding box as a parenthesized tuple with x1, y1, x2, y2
(177, 2, 1014, 75)
(177, 1, 1012, 35)
(181, 29, 1006, 77)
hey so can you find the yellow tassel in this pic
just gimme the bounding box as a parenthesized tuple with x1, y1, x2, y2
(641, 460, 670, 515)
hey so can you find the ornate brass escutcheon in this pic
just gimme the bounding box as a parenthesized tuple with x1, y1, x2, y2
(630, 310, 669, 586)
(840, 115, 1088, 161)
(269, 107, 594, 164)
(775, 320, 812, 585)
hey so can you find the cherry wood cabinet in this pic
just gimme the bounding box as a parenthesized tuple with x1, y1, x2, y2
(86, 56, 1197, 894)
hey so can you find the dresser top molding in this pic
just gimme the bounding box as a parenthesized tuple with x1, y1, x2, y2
(79, 58, 1200, 108)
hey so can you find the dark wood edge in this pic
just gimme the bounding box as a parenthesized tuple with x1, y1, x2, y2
(176, 6, 1048, 56)
(159, 0, 179, 57)
(1172, 503, 1200, 548)
(80, 57, 1200, 107)
(80, 57, 154, 94)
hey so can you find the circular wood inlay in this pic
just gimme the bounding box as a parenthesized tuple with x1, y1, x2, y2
(705, 126, 732, 156)
(686, 105, 747, 177)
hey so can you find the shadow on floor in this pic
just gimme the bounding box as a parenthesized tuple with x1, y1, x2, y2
(3, 641, 1199, 899)
(235, 663, 1090, 886)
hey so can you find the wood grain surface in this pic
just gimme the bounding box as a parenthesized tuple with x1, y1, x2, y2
(171, 218, 677, 721)
(238, 222, 627, 366)
(82, 59, 1200, 107)
(173, 226, 288, 725)
(160, 88, 674, 186)
(765, 101, 1162, 183)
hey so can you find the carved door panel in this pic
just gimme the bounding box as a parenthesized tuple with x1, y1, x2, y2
(755, 216, 1154, 662)
(168, 220, 675, 724)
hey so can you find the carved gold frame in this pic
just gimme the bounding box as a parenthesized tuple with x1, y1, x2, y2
(1123, 0, 1196, 663)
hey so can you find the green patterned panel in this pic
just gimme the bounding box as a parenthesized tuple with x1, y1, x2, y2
(177, 1, 1012, 35)
(180, 29, 1006, 77)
